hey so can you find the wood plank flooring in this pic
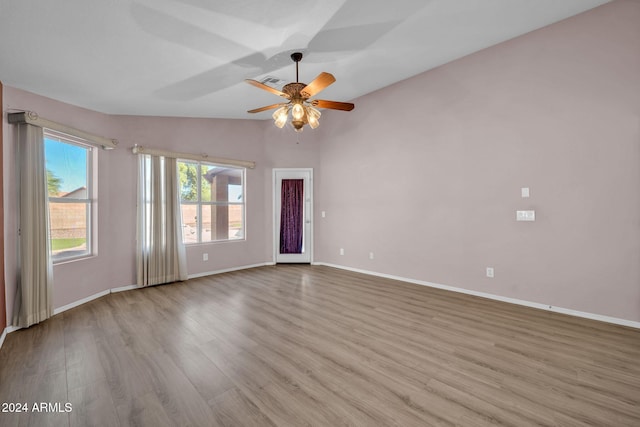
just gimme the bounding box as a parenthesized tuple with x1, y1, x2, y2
(1, 265, 639, 426)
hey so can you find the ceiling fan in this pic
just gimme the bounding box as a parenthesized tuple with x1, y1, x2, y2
(246, 52, 354, 132)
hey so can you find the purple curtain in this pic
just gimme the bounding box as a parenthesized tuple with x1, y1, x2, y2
(280, 179, 304, 254)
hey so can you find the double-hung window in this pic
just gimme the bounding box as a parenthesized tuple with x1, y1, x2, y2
(44, 130, 96, 262)
(178, 160, 245, 244)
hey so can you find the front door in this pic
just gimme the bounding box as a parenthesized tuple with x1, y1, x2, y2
(274, 169, 312, 263)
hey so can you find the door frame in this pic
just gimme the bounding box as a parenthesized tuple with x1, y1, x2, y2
(273, 168, 313, 264)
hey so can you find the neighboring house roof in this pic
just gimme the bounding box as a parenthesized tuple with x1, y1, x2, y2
(60, 186, 87, 199)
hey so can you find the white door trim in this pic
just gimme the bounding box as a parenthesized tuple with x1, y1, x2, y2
(273, 168, 313, 263)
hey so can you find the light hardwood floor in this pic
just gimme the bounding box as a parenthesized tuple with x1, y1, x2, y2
(1, 265, 639, 426)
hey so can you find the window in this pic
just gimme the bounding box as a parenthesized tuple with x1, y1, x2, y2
(44, 130, 95, 262)
(178, 160, 245, 244)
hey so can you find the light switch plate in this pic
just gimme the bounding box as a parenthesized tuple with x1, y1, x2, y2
(521, 187, 530, 198)
(516, 210, 535, 221)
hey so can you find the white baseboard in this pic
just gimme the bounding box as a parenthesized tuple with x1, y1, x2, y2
(53, 289, 111, 315)
(0, 262, 273, 352)
(187, 262, 274, 279)
(0, 325, 21, 351)
(6, 260, 632, 354)
(0, 328, 6, 350)
(52, 284, 138, 316)
(111, 284, 138, 293)
(312, 262, 640, 329)
(52, 263, 271, 317)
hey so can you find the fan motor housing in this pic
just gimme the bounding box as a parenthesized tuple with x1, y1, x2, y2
(283, 82, 306, 99)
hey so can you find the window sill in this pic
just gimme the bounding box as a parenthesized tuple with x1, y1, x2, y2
(184, 239, 246, 247)
(52, 253, 96, 265)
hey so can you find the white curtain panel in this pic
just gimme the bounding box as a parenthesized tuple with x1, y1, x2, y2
(13, 124, 53, 328)
(136, 154, 187, 286)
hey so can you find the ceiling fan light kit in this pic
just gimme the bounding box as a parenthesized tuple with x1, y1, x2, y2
(246, 52, 354, 132)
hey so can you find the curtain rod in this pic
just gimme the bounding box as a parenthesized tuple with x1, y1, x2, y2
(132, 145, 256, 169)
(7, 111, 118, 150)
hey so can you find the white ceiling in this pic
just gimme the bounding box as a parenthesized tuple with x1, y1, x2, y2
(0, 0, 610, 119)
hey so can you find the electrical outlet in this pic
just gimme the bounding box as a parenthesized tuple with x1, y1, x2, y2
(369, 252, 374, 260)
(486, 267, 494, 278)
(203, 253, 208, 261)
(321, 211, 326, 218)
(340, 248, 344, 256)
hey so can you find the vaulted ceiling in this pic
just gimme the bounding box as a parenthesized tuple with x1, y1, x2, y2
(0, 0, 610, 119)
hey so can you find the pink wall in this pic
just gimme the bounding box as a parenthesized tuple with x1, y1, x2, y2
(112, 115, 272, 276)
(2, 88, 321, 324)
(314, 0, 640, 322)
(0, 81, 5, 332)
(3, 0, 638, 326)
(3, 87, 125, 322)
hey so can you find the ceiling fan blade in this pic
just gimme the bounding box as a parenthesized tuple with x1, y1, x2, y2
(301, 72, 336, 98)
(312, 100, 355, 111)
(245, 79, 289, 98)
(247, 103, 286, 114)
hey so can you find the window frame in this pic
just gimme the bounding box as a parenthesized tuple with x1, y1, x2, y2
(178, 159, 246, 244)
(44, 129, 97, 263)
